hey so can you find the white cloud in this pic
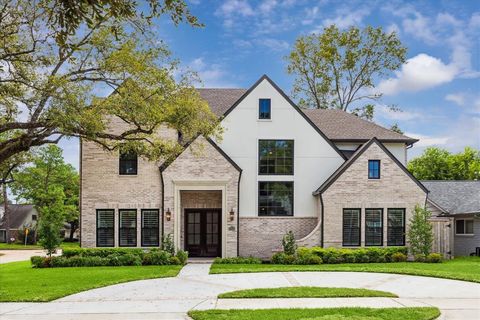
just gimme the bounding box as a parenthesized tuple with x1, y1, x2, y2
(406, 132, 449, 147)
(375, 105, 423, 121)
(386, 23, 400, 35)
(436, 13, 462, 27)
(258, 38, 289, 51)
(318, 7, 370, 30)
(377, 54, 457, 95)
(188, 58, 234, 88)
(402, 12, 437, 43)
(259, 0, 278, 14)
(216, 0, 254, 17)
(469, 12, 480, 29)
(445, 93, 465, 106)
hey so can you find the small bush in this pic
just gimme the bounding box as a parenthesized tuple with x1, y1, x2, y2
(391, 252, 407, 262)
(213, 256, 262, 264)
(271, 252, 292, 264)
(414, 254, 426, 262)
(142, 250, 171, 265)
(176, 250, 188, 265)
(31, 256, 46, 268)
(426, 253, 443, 263)
(282, 231, 297, 255)
(161, 234, 175, 255)
(169, 256, 181, 265)
(62, 248, 144, 259)
(295, 250, 322, 265)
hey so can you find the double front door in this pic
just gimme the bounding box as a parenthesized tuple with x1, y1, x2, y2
(185, 209, 221, 257)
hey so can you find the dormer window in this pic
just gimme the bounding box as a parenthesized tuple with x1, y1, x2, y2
(259, 98, 271, 119)
(368, 160, 380, 179)
(119, 151, 138, 175)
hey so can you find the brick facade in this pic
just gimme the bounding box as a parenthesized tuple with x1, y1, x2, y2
(321, 141, 427, 248)
(239, 217, 318, 258)
(161, 136, 241, 257)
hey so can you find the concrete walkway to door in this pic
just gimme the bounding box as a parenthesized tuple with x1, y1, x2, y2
(1, 263, 479, 319)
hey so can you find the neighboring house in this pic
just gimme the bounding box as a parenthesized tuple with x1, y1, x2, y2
(80, 75, 428, 258)
(0, 204, 37, 243)
(423, 181, 480, 257)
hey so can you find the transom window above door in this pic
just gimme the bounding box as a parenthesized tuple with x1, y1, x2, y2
(259, 140, 294, 175)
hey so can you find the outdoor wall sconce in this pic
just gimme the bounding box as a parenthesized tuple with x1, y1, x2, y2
(165, 208, 172, 221)
(229, 208, 235, 222)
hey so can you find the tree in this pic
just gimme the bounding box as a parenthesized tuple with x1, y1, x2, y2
(286, 25, 406, 119)
(407, 205, 434, 257)
(11, 145, 79, 244)
(408, 147, 480, 180)
(0, 0, 218, 167)
(389, 123, 404, 134)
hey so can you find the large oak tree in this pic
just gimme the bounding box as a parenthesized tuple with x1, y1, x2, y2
(0, 0, 218, 167)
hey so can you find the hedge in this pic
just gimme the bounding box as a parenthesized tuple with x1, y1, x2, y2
(31, 248, 188, 268)
(213, 257, 262, 264)
(297, 247, 408, 264)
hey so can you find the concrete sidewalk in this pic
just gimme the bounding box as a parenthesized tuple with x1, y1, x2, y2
(0, 263, 479, 319)
(0, 250, 47, 263)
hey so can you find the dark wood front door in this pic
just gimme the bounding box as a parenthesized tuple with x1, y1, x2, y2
(185, 209, 221, 257)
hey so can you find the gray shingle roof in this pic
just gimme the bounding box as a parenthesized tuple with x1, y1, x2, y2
(197, 88, 417, 143)
(422, 181, 480, 214)
(0, 204, 35, 229)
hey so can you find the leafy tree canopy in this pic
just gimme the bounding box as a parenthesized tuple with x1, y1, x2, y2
(286, 25, 406, 120)
(408, 147, 480, 180)
(0, 0, 218, 167)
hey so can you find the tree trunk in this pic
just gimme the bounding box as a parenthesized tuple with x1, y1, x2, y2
(68, 221, 77, 241)
(2, 184, 10, 244)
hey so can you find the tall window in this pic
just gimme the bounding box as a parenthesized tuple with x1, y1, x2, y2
(119, 152, 138, 175)
(343, 209, 361, 246)
(365, 208, 383, 246)
(368, 160, 380, 179)
(387, 208, 405, 246)
(259, 98, 271, 119)
(141, 209, 159, 247)
(97, 209, 114, 247)
(259, 140, 294, 175)
(119, 209, 137, 247)
(456, 219, 474, 235)
(258, 181, 293, 216)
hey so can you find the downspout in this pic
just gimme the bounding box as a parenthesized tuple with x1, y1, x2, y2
(237, 171, 242, 257)
(79, 139, 83, 247)
(159, 169, 165, 246)
(320, 193, 324, 248)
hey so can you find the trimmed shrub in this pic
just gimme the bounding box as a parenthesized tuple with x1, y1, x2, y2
(169, 256, 181, 265)
(31, 256, 47, 268)
(295, 250, 322, 265)
(391, 252, 407, 262)
(414, 254, 426, 262)
(272, 252, 296, 264)
(426, 253, 443, 263)
(142, 250, 171, 265)
(176, 250, 188, 265)
(213, 256, 262, 264)
(62, 248, 144, 259)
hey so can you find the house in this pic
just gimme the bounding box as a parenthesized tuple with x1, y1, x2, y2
(80, 75, 428, 258)
(0, 204, 37, 243)
(424, 181, 480, 257)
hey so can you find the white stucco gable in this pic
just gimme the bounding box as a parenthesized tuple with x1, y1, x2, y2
(214, 75, 346, 218)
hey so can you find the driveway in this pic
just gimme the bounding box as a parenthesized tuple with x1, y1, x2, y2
(0, 250, 47, 264)
(1, 263, 479, 319)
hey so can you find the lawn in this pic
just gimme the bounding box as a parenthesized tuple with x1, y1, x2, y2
(210, 257, 480, 283)
(0, 241, 80, 250)
(0, 261, 182, 302)
(189, 307, 441, 320)
(218, 287, 397, 298)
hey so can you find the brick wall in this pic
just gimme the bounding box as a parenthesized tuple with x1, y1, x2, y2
(322, 142, 427, 248)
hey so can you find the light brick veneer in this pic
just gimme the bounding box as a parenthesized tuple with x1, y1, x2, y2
(239, 217, 317, 258)
(162, 136, 241, 257)
(321, 141, 427, 248)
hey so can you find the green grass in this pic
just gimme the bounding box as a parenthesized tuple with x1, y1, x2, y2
(210, 257, 480, 283)
(0, 241, 80, 250)
(0, 261, 182, 302)
(188, 307, 441, 320)
(218, 287, 397, 299)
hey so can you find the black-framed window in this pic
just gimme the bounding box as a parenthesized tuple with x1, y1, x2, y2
(387, 208, 405, 246)
(365, 208, 383, 246)
(97, 209, 114, 247)
(343, 208, 361, 246)
(141, 209, 159, 247)
(258, 181, 293, 216)
(456, 219, 474, 235)
(119, 152, 137, 175)
(119, 209, 137, 247)
(259, 140, 294, 175)
(368, 160, 380, 179)
(259, 98, 271, 119)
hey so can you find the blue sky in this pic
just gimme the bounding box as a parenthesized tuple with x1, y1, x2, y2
(59, 0, 480, 169)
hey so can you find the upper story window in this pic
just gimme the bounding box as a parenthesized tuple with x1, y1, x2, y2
(259, 98, 271, 119)
(259, 140, 294, 175)
(368, 160, 380, 179)
(119, 151, 137, 175)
